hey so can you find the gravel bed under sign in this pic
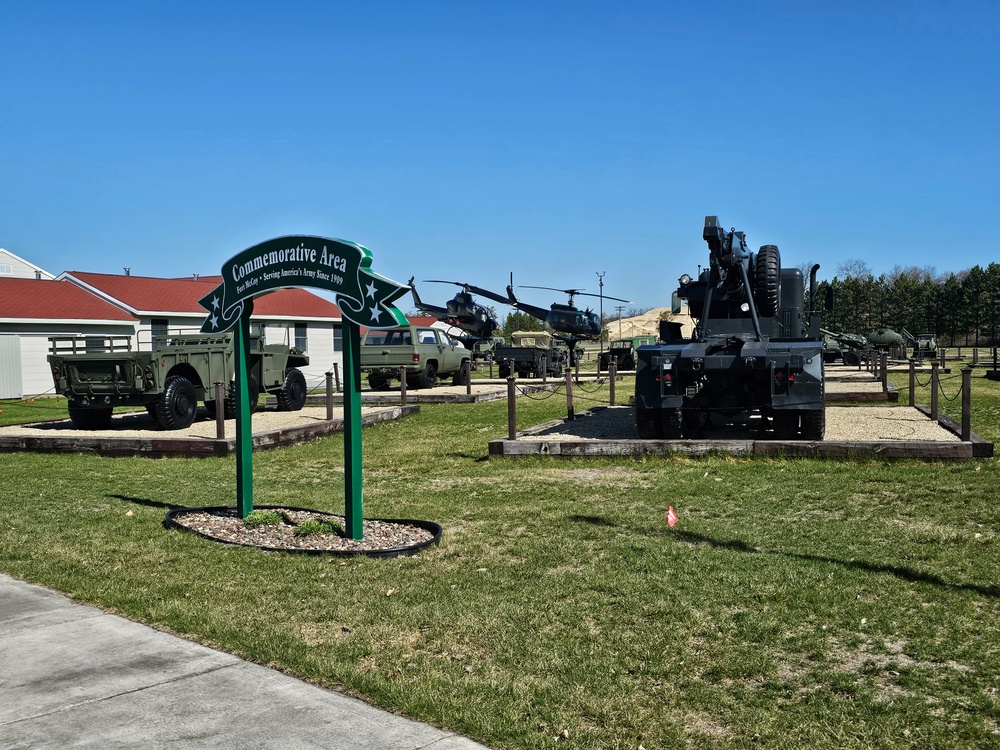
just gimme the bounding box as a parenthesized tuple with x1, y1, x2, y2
(166, 506, 441, 557)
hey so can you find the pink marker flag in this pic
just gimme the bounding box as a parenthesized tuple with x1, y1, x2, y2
(666, 506, 678, 527)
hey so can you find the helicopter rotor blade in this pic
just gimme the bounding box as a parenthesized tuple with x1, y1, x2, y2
(518, 285, 585, 295)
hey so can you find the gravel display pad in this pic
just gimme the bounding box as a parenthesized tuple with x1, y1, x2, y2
(165, 505, 441, 557)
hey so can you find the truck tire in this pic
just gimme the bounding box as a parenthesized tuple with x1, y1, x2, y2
(213, 376, 260, 418)
(417, 362, 437, 389)
(452, 361, 471, 386)
(772, 410, 799, 440)
(276, 368, 307, 411)
(68, 405, 113, 430)
(843, 351, 861, 366)
(156, 375, 198, 430)
(621, 355, 636, 371)
(368, 374, 391, 391)
(754, 244, 781, 317)
(661, 408, 682, 439)
(800, 409, 825, 441)
(498, 364, 511, 379)
(636, 407, 661, 439)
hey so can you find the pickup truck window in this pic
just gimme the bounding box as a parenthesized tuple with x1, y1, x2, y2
(380, 331, 412, 345)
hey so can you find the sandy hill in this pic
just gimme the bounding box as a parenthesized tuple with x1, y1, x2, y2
(605, 306, 694, 340)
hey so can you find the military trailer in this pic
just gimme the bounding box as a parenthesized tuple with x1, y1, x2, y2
(598, 336, 656, 372)
(48, 333, 309, 430)
(634, 216, 827, 440)
(495, 331, 566, 378)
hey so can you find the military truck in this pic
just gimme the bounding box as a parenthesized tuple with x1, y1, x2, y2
(911, 332, 937, 359)
(598, 336, 656, 372)
(634, 216, 827, 440)
(48, 332, 309, 430)
(472, 336, 507, 363)
(495, 331, 566, 378)
(360, 324, 471, 389)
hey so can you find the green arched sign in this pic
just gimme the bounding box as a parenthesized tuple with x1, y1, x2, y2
(199, 236, 409, 539)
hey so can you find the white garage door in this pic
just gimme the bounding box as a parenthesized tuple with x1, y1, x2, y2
(0, 335, 23, 399)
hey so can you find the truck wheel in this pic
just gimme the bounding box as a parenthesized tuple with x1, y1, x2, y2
(754, 244, 781, 317)
(636, 408, 662, 439)
(452, 361, 471, 386)
(843, 351, 861, 366)
(156, 376, 198, 430)
(661, 408, 682, 439)
(498, 364, 511, 379)
(621, 355, 636, 371)
(222, 375, 260, 418)
(800, 409, 825, 441)
(68, 405, 113, 430)
(772, 410, 799, 440)
(417, 362, 437, 389)
(368, 374, 391, 391)
(276, 368, 307, 411)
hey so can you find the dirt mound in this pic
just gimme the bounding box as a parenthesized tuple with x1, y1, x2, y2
(608, 307, 694, 340)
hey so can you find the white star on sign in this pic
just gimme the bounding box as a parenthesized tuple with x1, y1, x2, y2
(365, 281, 377, 299)
(212, 295, 220, 310)
(209, 314, 218, 329)
(369, 306, 383, 323)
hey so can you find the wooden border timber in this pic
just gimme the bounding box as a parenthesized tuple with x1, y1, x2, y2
(0, 405, 418, 459)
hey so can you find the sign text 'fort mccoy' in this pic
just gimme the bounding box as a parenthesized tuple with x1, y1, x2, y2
(198, 236, 408, 333)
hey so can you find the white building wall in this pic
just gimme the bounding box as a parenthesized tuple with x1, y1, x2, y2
(0, 335, 22, 398)
(0, 249, 55, 280)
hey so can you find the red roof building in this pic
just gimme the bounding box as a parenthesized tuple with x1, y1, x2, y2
(0, 278, 135, 323)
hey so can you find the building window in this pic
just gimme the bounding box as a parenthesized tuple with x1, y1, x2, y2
(332, 326, 343, 353)
(0, 264, 12, 275)
(295, 322, 308, 351)
(151, 319, 168, 349)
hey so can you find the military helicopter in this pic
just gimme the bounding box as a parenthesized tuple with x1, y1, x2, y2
(407, 277, 501, 343)
(487, 276, 630, 364)
(510, 284, 630, 339)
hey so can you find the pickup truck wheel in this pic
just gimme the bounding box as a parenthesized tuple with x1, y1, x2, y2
(368, 374, 391, 391)
(276, 368, 307, 411)
(417, 362, 437, 389)
(68, 405, 113, 430)
(156, 376, 198, 430)
(451, 361, 471, 386)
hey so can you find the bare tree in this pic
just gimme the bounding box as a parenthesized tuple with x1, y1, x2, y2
(836, 259, 873, 280)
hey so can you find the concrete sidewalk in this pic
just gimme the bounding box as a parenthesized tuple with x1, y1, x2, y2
(0, 574, 489, 749)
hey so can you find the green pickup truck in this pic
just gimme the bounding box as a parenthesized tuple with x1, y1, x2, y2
(48, 333, 309, 430)
(361, 325, 471, 389)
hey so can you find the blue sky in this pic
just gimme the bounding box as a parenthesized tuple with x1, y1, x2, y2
(3, 1, 997, 315)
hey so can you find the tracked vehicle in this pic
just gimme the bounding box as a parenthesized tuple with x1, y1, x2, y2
(634, 216, 827, 440)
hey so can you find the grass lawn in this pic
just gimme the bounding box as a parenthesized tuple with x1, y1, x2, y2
(1, 374, 999, 749)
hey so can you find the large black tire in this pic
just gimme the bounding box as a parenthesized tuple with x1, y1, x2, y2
(417, 362, 437, 389)
(156, 375, 198, 430)
(661, 408, 683, 439)
(276, 368, 307, 411)
(68, 404, 113, 430)
(621, 355, 636, 371)
(800, 409, 825, 441)
(754, 244, 781, 317)
(368, 374, 391, 391)
(636, 407, 661, 439)
(498, 364, 511, 379)
(843, 351, 861, 367)
(772, 410, 799, 440)
(451, 361, 471, 386)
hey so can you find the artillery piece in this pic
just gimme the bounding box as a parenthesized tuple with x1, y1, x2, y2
(821, 328, 869, 366)
(634, 216, 828, 440)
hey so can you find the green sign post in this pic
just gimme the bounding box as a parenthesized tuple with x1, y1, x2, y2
(198, 236, 408, 539)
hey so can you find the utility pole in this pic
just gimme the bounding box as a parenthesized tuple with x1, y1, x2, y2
(596, 271, 606, 352)
(615, 305, 626, 339)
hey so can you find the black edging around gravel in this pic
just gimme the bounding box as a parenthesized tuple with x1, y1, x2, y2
(164, 505, 443, 558)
